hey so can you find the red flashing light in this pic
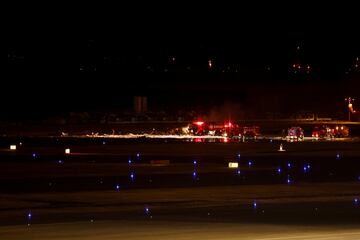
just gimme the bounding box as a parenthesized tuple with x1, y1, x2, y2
(224, 122, 233, 128)
(194, 121, 204, 126)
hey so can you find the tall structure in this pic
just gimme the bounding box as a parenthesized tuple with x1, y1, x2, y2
(345, 97, 356, 121)
(134, 96, 148, 114)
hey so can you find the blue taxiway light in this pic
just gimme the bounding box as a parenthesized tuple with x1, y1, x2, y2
(27, 212, 32, 220)
(130, 172, 135, 181)
(287, 175, 292, 184)
(145, 207, 150, 214)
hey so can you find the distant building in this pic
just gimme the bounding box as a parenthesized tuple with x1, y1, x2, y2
(134, 96, 147, 114)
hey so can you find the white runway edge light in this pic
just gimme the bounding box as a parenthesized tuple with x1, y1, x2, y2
(228, 162, 239, 168)
(65, 148, 71, 154)
(10, 145, 17, 150)
(278, 143, 286, 152)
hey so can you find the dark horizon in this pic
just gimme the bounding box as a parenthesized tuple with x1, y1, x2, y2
(4, 3, 359, 119)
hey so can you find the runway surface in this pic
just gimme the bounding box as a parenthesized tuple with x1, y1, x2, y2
(1, 138, 360, 239)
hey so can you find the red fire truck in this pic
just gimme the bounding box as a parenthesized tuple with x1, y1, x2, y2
(189, 121, 240, 137)
(242, 126, 261, 138)
(188, 121, 260, 138)
(333, 125, 349, 137)
(287, 127, 304, 140)
(312, 125, 349, 138)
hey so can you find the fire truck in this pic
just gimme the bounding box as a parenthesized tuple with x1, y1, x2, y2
(287, 127, 304, 140)
(242, 126, 261, 138)
(334, 125, 349, 137)
(312, 125, 332, 139)
(189, 121, 240, 137)
(188, 121, 207, 135)
(312, 125, 349, 138)
(188, 121, 260, 138)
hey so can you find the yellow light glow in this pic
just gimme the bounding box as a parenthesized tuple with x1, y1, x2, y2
(228, 162, 239, 168)
(10, 145, 16, 150)
(150, 160, 170, 166)
(65, 148, 70, 154)
(208, 60, 212, 68)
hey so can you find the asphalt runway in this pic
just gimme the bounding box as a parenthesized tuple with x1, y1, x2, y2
(0, 138, 360, 239)
(1, 221, 360, 240)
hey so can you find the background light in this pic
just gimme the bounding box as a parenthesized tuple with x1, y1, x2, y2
(228, 162, 239, 168)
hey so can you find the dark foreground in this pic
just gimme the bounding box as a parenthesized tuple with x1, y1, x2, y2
(0, 138, 360, 239)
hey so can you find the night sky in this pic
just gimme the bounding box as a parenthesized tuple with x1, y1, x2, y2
(4, 3, 359, 119)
